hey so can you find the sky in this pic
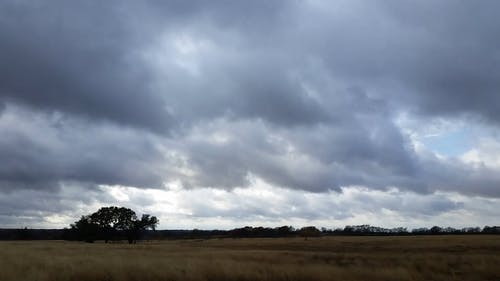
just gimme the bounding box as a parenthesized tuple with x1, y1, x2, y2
(1, 0, 499, 230)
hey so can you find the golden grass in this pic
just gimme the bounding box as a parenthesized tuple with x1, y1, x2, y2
(0, 235, 499, 281)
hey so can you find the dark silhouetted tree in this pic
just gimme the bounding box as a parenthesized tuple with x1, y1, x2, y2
(430, 226, 442, 234)
(70, 206, 159, 243)
(127, 214, 159, 243)
(299, 226, 321, 239)
(71, 215, 100, 242)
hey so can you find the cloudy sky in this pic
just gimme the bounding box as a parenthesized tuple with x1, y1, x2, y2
(1, 0, 499, 230)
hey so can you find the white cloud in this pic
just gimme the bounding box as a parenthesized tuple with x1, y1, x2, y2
(35, 176, 493, 230)
(460, 138, 500, 169)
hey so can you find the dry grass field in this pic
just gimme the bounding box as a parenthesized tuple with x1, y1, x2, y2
(0, 235, 499, 281)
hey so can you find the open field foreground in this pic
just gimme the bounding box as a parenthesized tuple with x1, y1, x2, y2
(1, 236, 499, 281)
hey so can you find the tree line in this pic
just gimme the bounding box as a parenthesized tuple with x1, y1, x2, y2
(0, 206, 498, 241)
(1, 224, 499, 241)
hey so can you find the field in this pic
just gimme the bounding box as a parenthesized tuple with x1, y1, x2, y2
(0, 235, 499, 281)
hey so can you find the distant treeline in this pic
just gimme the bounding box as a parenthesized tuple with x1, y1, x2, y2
(1, 225, 499, 241)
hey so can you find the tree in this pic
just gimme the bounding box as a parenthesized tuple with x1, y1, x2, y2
(71, 215, 100, 242)
(70, 206, 159, 243)
(430, 226, 442, 234)
(127, 214, 159, 243)
(299, 226, 321, 239)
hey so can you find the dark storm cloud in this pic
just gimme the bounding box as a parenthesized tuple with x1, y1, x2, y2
(1, 0, 500, 207)
(297, 0, 500, 124)
(385, 1, 500, 123)
(0, 1, 173, 132)
(0, 0, 305, 132)
(2, 0, 499, 129)
(0, 0, 323, 198)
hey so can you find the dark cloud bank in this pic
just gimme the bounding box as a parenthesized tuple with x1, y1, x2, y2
(1, 0, 500, 226)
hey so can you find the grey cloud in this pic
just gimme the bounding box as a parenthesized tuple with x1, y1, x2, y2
(173, 87, 421, 193)
(0, 106, 167, 192)
(174, 116, 416, 192)
(173, 110, 499, 196)
(151, 35, 330, 128)
(0, 183, 114, 228)
(422, 155, 500, 198)
(226, 61, 330, 126)
(348, 190, 464, 217)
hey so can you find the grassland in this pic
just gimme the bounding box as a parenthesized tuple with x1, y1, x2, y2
(0, 235, 499, 281)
